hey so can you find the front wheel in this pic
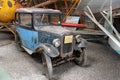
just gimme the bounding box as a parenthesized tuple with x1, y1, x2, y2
(42, 53, 53, 79)
(73, 48, 87, 66)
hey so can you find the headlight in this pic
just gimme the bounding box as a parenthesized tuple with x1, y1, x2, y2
(75, 35, 82, 43)
(53, 39, 61, 47)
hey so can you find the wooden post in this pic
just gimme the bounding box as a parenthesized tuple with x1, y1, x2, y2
(54, 2, 58, 10)
(64, 0, 69, 12)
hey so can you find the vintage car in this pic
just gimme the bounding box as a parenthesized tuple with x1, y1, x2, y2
(15, 8, 87, 79)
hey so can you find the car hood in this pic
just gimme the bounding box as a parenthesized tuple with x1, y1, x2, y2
(38, 26, 70, 35)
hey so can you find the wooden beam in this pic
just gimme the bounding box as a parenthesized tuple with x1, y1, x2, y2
(64, 0, 69, 12)
(32, 0, 58, 8)
(54, 2, 58, 10)
(80, 14, 83, 23)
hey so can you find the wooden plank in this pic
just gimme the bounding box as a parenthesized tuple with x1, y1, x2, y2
(64, 0, 69, 12)
(32, 0, 58, 8)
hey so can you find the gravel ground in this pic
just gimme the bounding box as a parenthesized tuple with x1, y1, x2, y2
(0, 40, 120, 80)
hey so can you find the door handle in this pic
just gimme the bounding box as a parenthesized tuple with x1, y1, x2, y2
(34, 38, 37, 44)
(32, 37, 37, 44)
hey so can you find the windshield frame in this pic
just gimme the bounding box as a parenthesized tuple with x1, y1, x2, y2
(33, 13, 62, 28)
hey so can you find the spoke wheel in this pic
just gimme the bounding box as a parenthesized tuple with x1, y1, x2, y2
(42, 53, 53, 79)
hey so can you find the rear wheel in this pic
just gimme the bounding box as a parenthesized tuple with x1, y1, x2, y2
(15, 34, 25, 52)
(42, 53, 53, 79)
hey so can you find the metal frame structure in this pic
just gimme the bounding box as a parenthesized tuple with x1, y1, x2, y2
(84, 0, 120, 54)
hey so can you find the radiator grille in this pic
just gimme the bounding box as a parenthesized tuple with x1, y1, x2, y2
(62, 35, 73, 54)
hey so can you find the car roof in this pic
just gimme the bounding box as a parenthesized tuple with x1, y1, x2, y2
(16, 8, 62, 14)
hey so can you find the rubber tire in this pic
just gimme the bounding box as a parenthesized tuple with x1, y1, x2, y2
(74, 49, 87, 66)
(42, 53, 53, 80)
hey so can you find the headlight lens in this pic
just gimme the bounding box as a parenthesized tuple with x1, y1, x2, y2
(53, 39, 60, 47)
(75, 35, 81, 43)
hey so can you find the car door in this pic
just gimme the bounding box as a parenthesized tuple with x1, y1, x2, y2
(16, 26, 38, 51)
(16, 13, 38, 51)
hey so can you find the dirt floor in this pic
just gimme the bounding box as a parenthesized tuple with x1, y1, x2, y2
(0, 32, 120, 80)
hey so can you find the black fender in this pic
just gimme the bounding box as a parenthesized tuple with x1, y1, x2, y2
(35, 43, 59, 57)
(78, 39, 87, 48)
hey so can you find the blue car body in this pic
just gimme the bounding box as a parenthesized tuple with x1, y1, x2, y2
(15, 8, 87, 79)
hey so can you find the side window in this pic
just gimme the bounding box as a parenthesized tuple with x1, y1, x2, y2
(50, 14, 61, 25)
(20, 14, 32, 28)
(15, 13, 19, 24)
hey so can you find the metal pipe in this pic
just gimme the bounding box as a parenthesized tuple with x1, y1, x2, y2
(100, 12, 120, 41)
(84, 11, 120, 48)
(86, 6, 96, 20)
(110, 0, 113, 24)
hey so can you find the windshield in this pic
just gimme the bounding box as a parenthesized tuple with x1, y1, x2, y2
(34, 13, 61, 28)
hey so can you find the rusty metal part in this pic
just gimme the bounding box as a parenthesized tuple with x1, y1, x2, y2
(52, 48, 86, 67)
(52, 56, 75, 67)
